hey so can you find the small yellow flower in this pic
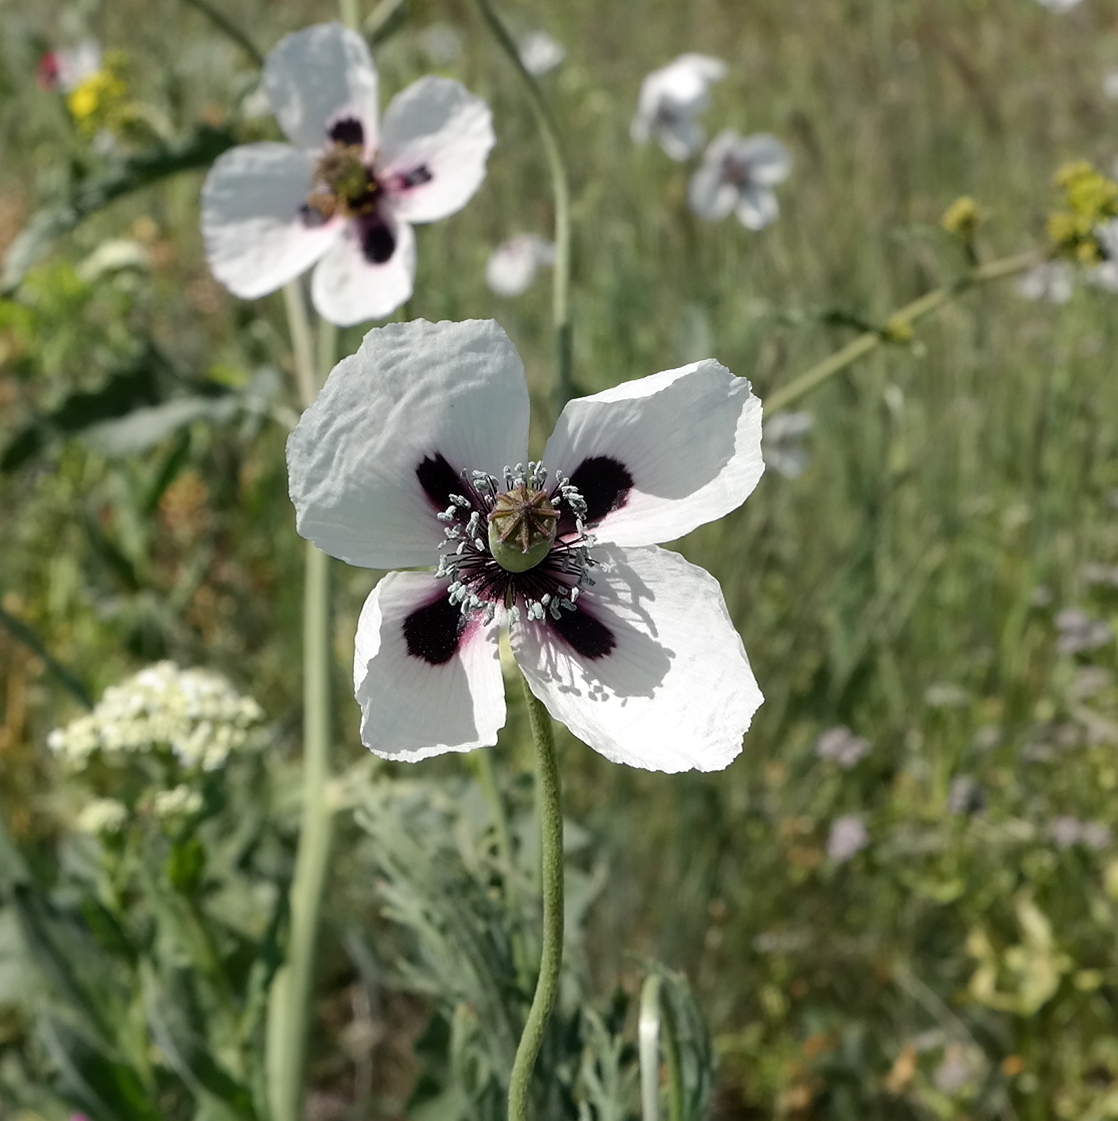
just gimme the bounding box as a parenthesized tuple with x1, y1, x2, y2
(66, 51, 130, 136)
(1047, 161, 1118, 262)
(941, 195, 984, 239)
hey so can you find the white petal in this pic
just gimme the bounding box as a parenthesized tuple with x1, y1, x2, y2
(688, 161, 738, 221)
(544, 359, 763, 547)
(513, 544, 760, 772)
(287, 319, 531, 569)
(354, 571, 505, 760)
(378, 77, 495, 224)
(201, 143, 340, 299)
(310, 211, 415, 326)
(735, 134, 793, 186)
(736, 185, 780, 230)
(264, 23, 378, 153)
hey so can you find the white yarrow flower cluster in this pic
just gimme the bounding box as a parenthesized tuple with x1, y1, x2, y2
(48, 661, 263, 772)
(153, 784, 205, 821)
(76, 797, 129, 836)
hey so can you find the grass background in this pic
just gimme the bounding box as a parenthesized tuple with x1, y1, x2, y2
(4, 0, 1118, 1116)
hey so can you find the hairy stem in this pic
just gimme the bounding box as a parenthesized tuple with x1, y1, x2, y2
(473, 0, 574, 413)
(179, 0, 263, 66)
(508, 675, 564, 1121)
(268, 304, 336, 1121)
(767, 250, 1040, 413)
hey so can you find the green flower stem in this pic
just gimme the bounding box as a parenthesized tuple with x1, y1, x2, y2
(179, 0, 263, 66)
(638, 975, 684, 1121)
(766, 249, 1040, 414)
(339, 0, 361, 32)
(473, 0, 574, 413)
(508, 674, 565, 1121)
(268, 293, 337, 1121)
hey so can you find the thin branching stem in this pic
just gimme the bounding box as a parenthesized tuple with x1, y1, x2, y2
(508, 674, 564, 1121)
(179, 0, 264, 66)
(767, 250, 1040, 413)
(268, 302, 337, 1121)
(473, 0, 574, 413)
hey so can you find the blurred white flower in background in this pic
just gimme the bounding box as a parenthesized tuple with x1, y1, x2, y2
(202, 23, 494, 325)
(519, 30, 565, 76)
(762, 411, 813, 479)
(418, 23, 463, 66)
(37, 39, 101, 92)
(689, 131, 792, 229)
(48, 661, 263, 772)
(631, 53, 727, 161)
(153, 784, 204, 822)
(947, 775, 984, 815)
(1018, 260, 1074, 303)
(827, 815, 869, 864)
(485, 233, 555, 297)
(1048, 816, 1112, 850)
(1036, 0, 1084, 9)
(1103, 68, 1118, 100)
(76, 798, 128, 836)
(814, 725, 870, 769)
(1055, 608, 1113, 655)
(1090, 219, 1118, 291)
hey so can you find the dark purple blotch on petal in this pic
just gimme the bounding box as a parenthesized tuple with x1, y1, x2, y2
(549, 604, 616, 660)
(392, 165, 433, 191)
(417, 453, 464, 512)
(559, 456, 633, 535)
(403, 594, 467, 665)
(358, 214, 396, 264)
(328, 117, 365, 146)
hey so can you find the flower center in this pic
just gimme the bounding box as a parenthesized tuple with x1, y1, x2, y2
(722, 155, 752, 188)
(304, 143, 379, 224)
(432, 462, 596, 625)
(487, 484, 558, 572)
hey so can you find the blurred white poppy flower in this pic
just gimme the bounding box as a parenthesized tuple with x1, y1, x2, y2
(689, 131, 792, 229)
(1036, 0, 1084, 9)
(485, 233, 555, 297)
(631, 53, 727, 161)
(38, 39, 101, 93)
(1103, 68, 1118, 100)
(202, 23, 495, 326)
(286, 318, 765, 772)
(519, 30, 565, 76)
(1018, 260, 1074, 303)
(762, 410, 813, 478)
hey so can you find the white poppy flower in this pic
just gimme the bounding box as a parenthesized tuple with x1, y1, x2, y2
(485, 234, 556, 297)
(689, 131, 792, 229)
(202, 23, 495, 326)
(762, 410, 813, 479)
(287, 318, 764, 772)
(38, 39, 102, 93)
(1017, 260, 1074, 303)
(519, 30, 565, 76)
(631, 54, 727, 161)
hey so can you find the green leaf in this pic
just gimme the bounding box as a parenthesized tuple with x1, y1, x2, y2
(144, 966, 257, 1120)
(39, 1014, 161, 1121)
(83, 394, 242, 457)
(0, 601, 93, 709)
(2, 124, 238, 292)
